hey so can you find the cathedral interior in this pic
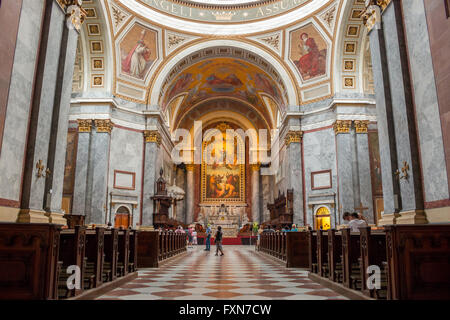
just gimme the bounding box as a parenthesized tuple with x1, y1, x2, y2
(0, 0, 449, 303)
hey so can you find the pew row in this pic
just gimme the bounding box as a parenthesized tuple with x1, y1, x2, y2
(0, 223, 139, 300)
(308, 224, 450, 300)
(257, 232, 309, 268)
(137, 231, 187, 268)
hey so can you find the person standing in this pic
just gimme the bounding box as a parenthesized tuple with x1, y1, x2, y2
(205, 224, 212, 251)
(192, 229, 198, 245)
(215, 226, 224, 256)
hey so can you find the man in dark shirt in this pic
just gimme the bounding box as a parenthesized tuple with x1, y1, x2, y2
(215, 226, 224, 256)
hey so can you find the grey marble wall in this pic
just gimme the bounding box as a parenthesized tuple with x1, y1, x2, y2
(108, 127, 143, 227)
(401, 0, 449, 202)
(175, 167, 186, 223)
(251, 168, 260, 223)
(0, 0, 45, 202)
(303, 128, 338, 227)
(72, 130, 91, 215)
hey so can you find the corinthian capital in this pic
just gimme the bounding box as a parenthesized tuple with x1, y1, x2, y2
(333, 120, 352, 135)
(144, 130, 162, 146)
(284, 131, 303, 146)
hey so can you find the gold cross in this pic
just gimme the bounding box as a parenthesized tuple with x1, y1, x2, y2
(354, 202, 368, 216)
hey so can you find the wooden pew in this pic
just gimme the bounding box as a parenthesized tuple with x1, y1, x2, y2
(0, 223, 61, 300)
(327, 229, 343, 283)
(308, 231, 318, 273)
(359, 227, 387, 299)
(137, 231, 187, 268)
(317, 230, 329, 277)
(129, 230, 138, 273)
(286, 231, 310, 268)
(281, 232, 287, 261)
(84, 227, 104, 289)
(117, 229, 130, 277)
(341, 228, 361, 289)
(103, 229, 118, 282)
(58, 226, 86, 298)
(384, 224, 450, 300)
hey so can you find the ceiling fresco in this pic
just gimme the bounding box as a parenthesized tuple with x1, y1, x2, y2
(162, 58, 285, 117)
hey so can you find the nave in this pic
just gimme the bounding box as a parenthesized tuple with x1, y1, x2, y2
(96, 246, 346, 300)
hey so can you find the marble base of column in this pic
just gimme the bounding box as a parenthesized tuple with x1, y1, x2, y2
(377, 213, 400, 226)
(17, 209, 50, 223)
(48, 212, 67, 225)
(396, 210, 428, 225)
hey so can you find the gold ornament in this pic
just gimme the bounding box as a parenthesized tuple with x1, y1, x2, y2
(333, 120, 352, 135)
(95, 119, 113, 133)
(284, 131, 303, 146)
(354, 120, 369, 133)
(144, 130, 162, 146)
(77, 119, 92, 132)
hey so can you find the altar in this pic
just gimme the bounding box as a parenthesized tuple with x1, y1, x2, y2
(196, 204, 247, 237)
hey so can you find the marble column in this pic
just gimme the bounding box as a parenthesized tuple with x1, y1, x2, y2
(381, 1, 425, 224)
(251, 164, 260, 223)
(175, 166, 186, 223)
(18, 0, 65, 223)
(87, 120, 113, 225)
(335, 120, 356, 215)
(72, 120, 92, 217)
(364, 4, 401, 224)
(261, 175, 274, 222)
(45, 24, 79, 225)
(355, 121, 375, 223)
(141, 130, 161, 228)
(285, 131, 304, 225)
(185, 164, 195, 225)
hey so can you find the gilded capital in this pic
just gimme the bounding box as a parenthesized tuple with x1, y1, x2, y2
(376, 0, 392, 11)
(77, 119, 92, 133)
(185, 164, 195, 171)
(333, 120, 352, 135)
(362, 3, 382, 32)
(95, 119, 113, 133)
(354, 120, 369, 134)
(59, 0, 87, 31)
(250, 163, 261, 172)
(284, 131, 303, 146)
(144, 130, 162, 146)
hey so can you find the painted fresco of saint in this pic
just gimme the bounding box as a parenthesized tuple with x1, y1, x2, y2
(294, 33, 326, 80)
(122, 30, 153, 79)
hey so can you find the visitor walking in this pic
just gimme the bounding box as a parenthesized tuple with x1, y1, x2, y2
(205, 224, 212, 251)
(215, 226, 224, 256)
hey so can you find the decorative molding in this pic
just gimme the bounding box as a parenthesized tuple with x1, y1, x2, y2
(77, 119, 92, 132)
(284, 130, 303, 146)
(250, 163, 261, 172)
(333, 120, 352, 134)
(164, 31, 199, 56)
(318, 4, 337, 33)
(248, 31, 283, 57)
(113, 170, 136, 190)
(59, 0, 87, 31)
(108, 0, 132, 35)
(144, 130, 162, 146)
(311, 169, 332, 190)
(185, 164, 195, 171)
(354, 120, 369, 133)
(95, 119, 113, 133)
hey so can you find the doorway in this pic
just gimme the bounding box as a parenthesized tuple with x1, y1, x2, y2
(114, 206, 131, 229)
(315, 206, 331, 230)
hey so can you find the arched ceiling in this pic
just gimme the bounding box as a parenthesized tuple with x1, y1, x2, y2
(162, 57, 286, 128)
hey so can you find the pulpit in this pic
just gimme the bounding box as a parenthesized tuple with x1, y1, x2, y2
(151, 169, 184, 229)
(264, 189, 294, 229)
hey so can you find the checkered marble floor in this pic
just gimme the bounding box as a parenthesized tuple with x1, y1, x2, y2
(96, 246, 347, 300)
